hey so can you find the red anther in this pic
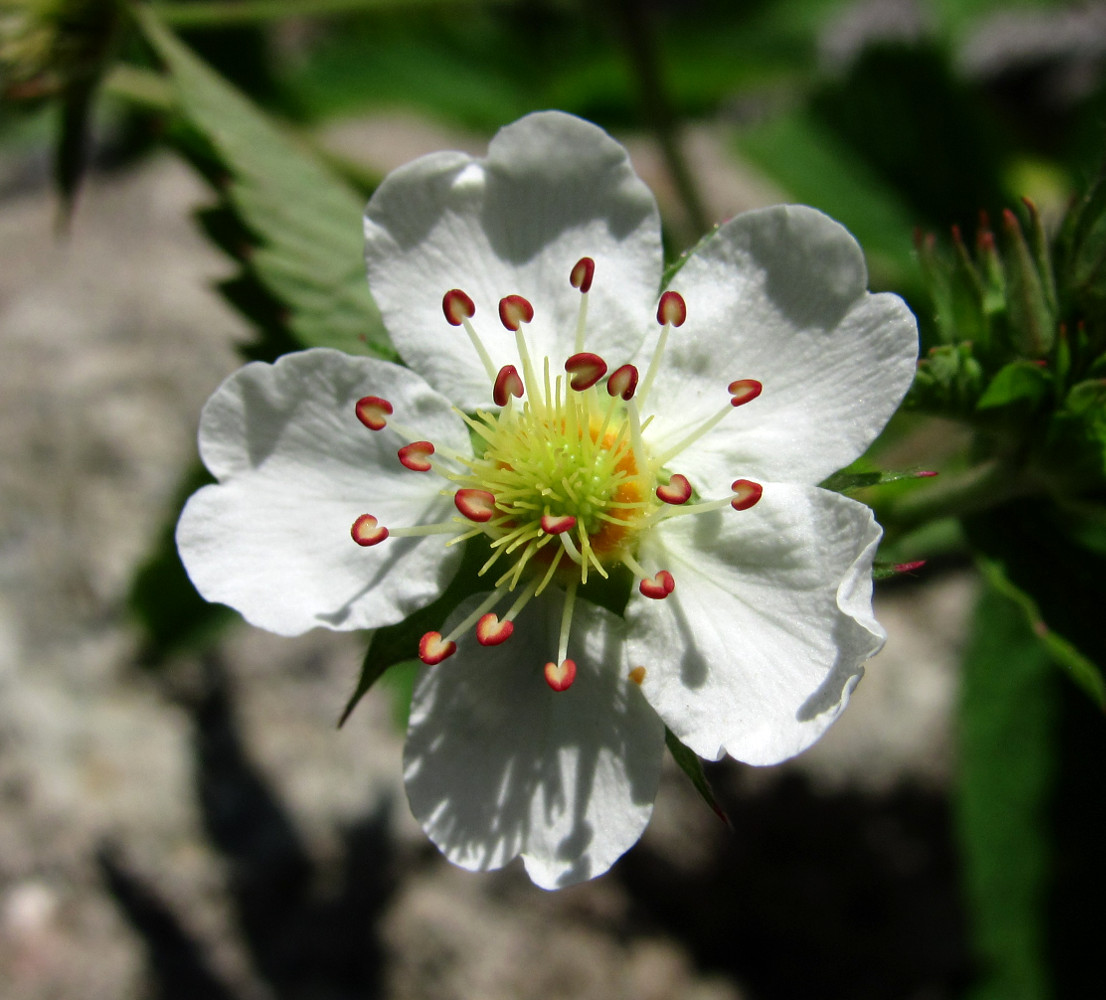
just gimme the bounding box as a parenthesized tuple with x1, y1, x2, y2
(730, 479, 763, 511)
(728, 379, 763, 406)
(570, 256, 595, 293)
(639, 570, 675, 600)
(657, 290, 687, 327)
(351, 514, 389, 546)
(544, 658, 577, 692)
(454, 488, 497, 522)
(564, 352, 608, 390)
(498, 294, 534, 331)
(419, 631, 456, 665)
(398, 441, 435, 472)
(628, 666, 646, 686)
(607, 363, 639, 400)
(355, 395, 393, 431)
(493, 364, 524, 406)
(476, 613, 514, 646)
(442, 289, 475, 326)
(656, 474, 692, 505)
(893, 560, 927, 575)
(540, 513, 577, 535)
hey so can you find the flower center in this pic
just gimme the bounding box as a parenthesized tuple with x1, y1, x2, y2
(350, 258, 764, 689)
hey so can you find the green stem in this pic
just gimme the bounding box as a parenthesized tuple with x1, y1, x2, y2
(608, 0, 710, 241)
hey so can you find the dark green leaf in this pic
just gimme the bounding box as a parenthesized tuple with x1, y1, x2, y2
(976, 360, 1051, 410)
(664, 728, 731, 827)
(134, 6, 394, 360)
(338, 536, 493, 727)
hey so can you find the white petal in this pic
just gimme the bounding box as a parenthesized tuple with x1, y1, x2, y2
(177, 349, 471, 635)
(364, 111, 662, 409)
(404, 596, 664, 889)
(643, 205, 917, 486)
(625, 484, 884, 765)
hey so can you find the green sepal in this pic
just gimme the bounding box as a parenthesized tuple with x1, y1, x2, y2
(820, 467, 937, 495)
(909, 342, 985, 414)
(1000, 208, 1055, 357)
(975, 360, 1051, 411)
(664, 728, 731, 827)
(337, 536, 495, 727)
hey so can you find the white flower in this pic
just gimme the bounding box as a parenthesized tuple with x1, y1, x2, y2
(177, 111, 918, 889)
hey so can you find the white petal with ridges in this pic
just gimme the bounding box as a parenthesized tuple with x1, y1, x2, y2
(177, 349, 470, 635)
(625, 483, 884, 765)
(364, 112, 662, 409)
(643, 205, 917, 486)
(404, 597, 664, 889)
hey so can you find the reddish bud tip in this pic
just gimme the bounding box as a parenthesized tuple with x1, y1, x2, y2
(564, 352, 608, 390)
(728, 379, 763, 407)
(657, 290, 687, 327)
(639, 570, 675, 600)
(915, 470, 939, 478)
(730, 479, 763, 511)
(454, 488, 497, 522)
(656, 473, 692, 505)
(498, 294, 534, 331)
(570, 256, 595, 293)
(607, 363, 639, 400)
(351, 514, 389, 546)
(442, 289, 475, 326)
(398, 441, 435, 472)
(476, 613, 514, 646)
(419, 631, 456, 665)
(544, 658, 577, 692)
(493, 364, 524, 406)
(893, 560, 927, 575)
(355, 395, 392, 431)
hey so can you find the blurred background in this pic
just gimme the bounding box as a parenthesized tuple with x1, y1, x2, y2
(2, 1, 1105, 997)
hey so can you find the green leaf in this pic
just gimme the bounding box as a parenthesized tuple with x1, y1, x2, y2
(955, 583, 1058, 1000)
(338, 536, 493, 727)
(134, 6, 394, 360)
(664, 728, 730, 827)
(976, 360, 1051, 410)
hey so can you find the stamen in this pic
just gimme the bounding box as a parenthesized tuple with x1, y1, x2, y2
(544, 658, 577, 692)
(730, 479, 764, 510)
(442, 289, 475, 326)
(355, 396, 392, 431)
(656, 473, 692, 505)
(639, 569, 675, 600)
(498, 294, 534, 331)
(397, 441, 435, 472)
(570, 257, 595, 293)
(564, 352, 607, 391)
(638, 291, 686, 407)
(418, 631, 456, 665)
(729, 379, 763, 406)
(570, 256, 594, 352)
(657, 290, 687, 327)
(493, 364, 524, 406)
(476, 612, 514, 646)
(351, 514, 389, 546)
(541, 513, 577, 535)
(607, 364, 638, 400)
(455, 489, 497, 522)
